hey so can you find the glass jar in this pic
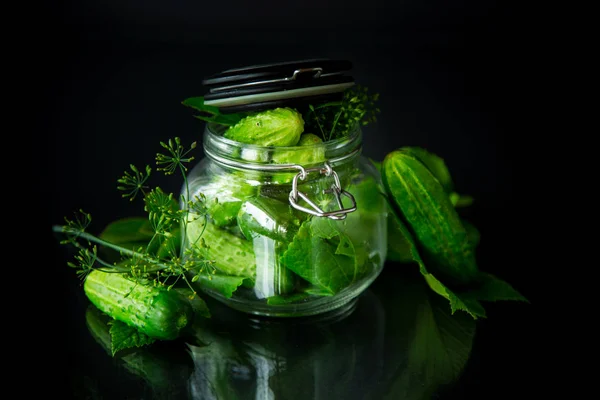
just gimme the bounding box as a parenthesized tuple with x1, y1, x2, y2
(180, 121, 387, 317)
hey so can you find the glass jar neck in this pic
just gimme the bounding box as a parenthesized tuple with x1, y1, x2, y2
(202, 122, 363, 171)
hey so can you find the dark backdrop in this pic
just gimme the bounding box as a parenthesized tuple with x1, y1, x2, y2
(41, 1, 540, 398)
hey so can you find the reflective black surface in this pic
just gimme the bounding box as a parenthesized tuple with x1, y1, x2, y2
(55, 248, 535, 399)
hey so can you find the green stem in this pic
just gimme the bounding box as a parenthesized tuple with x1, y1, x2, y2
(179, 163, 191, 259)
(329, 109, 343, 141)
(52, 225, 171, 272)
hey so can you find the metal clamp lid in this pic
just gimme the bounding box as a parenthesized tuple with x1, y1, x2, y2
(201, 59, 355, 113)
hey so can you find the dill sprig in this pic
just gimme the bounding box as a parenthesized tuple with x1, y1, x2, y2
(117, 165, 152, 201)
(53, 137, 211, 297)
(155, 137, 196, 176)
(304, 84, 380, 141)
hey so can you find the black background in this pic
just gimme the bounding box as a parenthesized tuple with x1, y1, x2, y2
(40, 0, 543, 398)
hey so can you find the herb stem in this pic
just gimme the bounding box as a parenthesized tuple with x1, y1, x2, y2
(52, 224, 171, 272)
(179, 163, 191, 259)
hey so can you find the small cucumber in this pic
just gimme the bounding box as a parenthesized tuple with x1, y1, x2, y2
(382, 151, 478, 284)
(223, 107, 304, 146)
(271, 133, 326, 165)
(185, 217, 256, 279)
(191, 174, 256, 227)
(83, 270, 194, 340)
(237, 196, 304, 242)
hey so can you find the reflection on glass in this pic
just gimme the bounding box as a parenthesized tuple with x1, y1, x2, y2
(82, 268, 476, 399)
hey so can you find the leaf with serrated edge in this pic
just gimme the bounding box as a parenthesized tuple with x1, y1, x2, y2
(109, 320, 156, 356)
(463, 273, 529, 303)
(387, 206, 486, 319)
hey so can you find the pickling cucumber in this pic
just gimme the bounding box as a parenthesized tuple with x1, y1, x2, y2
(185, 216, 257, 279)
(83, 269, 194, 340)
(382, 151, 478, 284)
(223, 107, 304, 146)
(237, 196, 304, 242)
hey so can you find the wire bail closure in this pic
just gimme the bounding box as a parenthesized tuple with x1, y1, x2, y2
(288, 162, 357, 220)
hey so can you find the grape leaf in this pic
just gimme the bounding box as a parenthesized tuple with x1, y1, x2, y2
(99, 217, 154, 244)
(386, 208, 416, 263)
(386, 205, 528, 318)
(109, 320, 156, 356)
(193, 274, 247, 299)
(280, 218, 367, 295)
(462, 273, 529, 303)
(386, 207, 487, 319)
(174, 287, 212, 318)
(181, 97, 243, 126)
(266, 292, 311, 305)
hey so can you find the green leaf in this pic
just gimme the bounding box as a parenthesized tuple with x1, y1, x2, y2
(386, 206, 486, 319)
(109, 320, 156, 356)
(181, 97, 244, 126)
(266, 292, 311, 305)
(174, 288, 212, 318)
(464, 273, 529, 303)
(386, 209, 415, 263)
(369, 158, 382, 174)
(280, 218, 368, 295)
(193, 274, 247, 298)
(423, 274, 487, 318)
(99, 217, 154, 245)
(99, 216, 181, 259)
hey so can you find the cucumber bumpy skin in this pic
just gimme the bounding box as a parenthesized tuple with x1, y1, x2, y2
(185, 216, 257, 280)
(83, 270, 194, 340)
(223, 107, 304, 147)
(382, 151, 478, 284)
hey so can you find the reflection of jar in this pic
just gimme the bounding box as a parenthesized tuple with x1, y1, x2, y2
(181, 119, 386, 317)
(187, 289, 386, 399)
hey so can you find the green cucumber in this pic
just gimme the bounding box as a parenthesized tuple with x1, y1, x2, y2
(398, 147, 454, 193)
(192, 174, 256, 227)
(382, 151, 478, 284)
(271, 133, 325, 165)
(186, 216, 256, 280)
(223, 107, 304, 146)
(237, 196, 304, 242)
(83, 270, 194, 340)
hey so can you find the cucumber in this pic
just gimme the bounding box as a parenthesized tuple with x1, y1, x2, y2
(237, 196, 304, 242)
(271, 133, 325, 165)
(191, 174, 256, 227)
(186, 216, 256, 279)
(223, 107, 304, 146)
(83, 270, 194, 340)
(382, 151, 478, 284)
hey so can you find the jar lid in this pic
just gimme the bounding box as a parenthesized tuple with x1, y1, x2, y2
(202, 59, 355, 113)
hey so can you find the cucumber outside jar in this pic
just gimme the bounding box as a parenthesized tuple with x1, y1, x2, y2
(179, 59, 387, 317)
